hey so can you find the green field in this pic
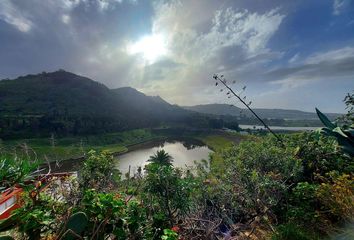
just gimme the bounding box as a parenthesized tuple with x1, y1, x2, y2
(0, 129, 164, 162)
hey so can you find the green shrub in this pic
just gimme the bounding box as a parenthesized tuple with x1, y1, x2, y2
(285, 182, 319, 228)
(143, 162, 195, 226)
(161, 229, 179, 240)
(79, 150, 120, 191)
(272, 223, 314, 240)
(316, 173, 354, 221)
(80, 190, 151, 238)
(0, 156, 37, 190)
(285, 132, 353, 182)
(221, 137, 303, 217)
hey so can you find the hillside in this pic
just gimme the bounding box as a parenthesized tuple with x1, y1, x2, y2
(0, 70, 115, 117)
(0, 70, 199, 138)
(183, 104, 341, 121)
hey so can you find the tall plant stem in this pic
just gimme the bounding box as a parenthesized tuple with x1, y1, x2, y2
(214, 75, 284, 147)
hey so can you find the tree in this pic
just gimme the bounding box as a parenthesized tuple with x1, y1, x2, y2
(148, 149, 173, 166)
(340, 91, 354, 127)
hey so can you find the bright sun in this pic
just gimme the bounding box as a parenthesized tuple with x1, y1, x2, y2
(128, 34, 167, 63)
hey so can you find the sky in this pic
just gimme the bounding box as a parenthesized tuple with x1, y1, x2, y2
(0, 0, 353, 113)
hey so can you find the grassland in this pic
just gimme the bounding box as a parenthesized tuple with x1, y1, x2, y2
(195, 131, 253, 173)
(0, 129, 165, 162)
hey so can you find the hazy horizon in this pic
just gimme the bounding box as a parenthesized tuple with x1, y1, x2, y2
(1, 0, 353, 113)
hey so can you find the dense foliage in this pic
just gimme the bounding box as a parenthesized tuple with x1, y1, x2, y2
(0, 156, 37, 190)
(2, 129, 352, 239)
(1, 92, 353, 239)
(79, 150, 120, 191)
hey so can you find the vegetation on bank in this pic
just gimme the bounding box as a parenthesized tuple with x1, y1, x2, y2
(1, 128, 353, 239)
(0, 129, 163, 162)
(0, 128, 244, 163)
(0, 92, 352, 239)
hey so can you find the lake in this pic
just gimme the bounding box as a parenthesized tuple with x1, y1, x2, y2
(239, 124, 318, 131)
(44, 138, 213, 174)
(116, 139, 212, 175)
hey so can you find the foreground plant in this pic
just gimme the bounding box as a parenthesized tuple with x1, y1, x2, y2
(79, 150, 120, 191)
(316, 108, 354, 157)
(0, 156, 38, 190)
(143, 160, 194, 227)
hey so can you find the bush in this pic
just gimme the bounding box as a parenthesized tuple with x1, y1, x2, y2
(221, 136, 303, 218)
(285, 132, 353, 182)
(79, 150, 120, 191)
(143, 162, 195, 227)
(79, 190, 151, 239)
(0, 156, 37, 190)
(279, 133, 354, 235)
(272, 223, 315, 240)
(284, 182, 320, 230)
(316, 173, 354, 221)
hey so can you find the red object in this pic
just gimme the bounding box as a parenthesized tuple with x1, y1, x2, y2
(0, 187, 23, 220)
(0, 172, 76, 220)
(171, 226, 180, 233)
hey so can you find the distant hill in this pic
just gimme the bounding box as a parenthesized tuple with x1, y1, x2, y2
(1, 70, 340, 139)
(183, 104, 341, 121)
(0, 70, 115, 117)
(0, 70, 202, 138)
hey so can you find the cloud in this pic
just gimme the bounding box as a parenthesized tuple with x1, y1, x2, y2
(141, 58, 183, 81)
(134, 1, 285, 105)
(61, 14, 71, 24)
(61, 0, 81, 10)
(209, 8, 284, 55)
(305, 46, 354, 63)
(266, 46, 354, 88)
(333, 0, 352, 15)
(0, 0, 154, 84)
(0, 0, 33, 32)
(0, 0, 351, 112)
(288, 53, 300, 64)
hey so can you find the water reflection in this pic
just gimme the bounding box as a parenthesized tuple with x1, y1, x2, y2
(116, 139, 212, 176)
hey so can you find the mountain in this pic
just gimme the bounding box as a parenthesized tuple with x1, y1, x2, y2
(0, 70, 115, 117)
(111, 87, 188, 120)
(183, 104, 342, 121)
(0, 70, 199, 138)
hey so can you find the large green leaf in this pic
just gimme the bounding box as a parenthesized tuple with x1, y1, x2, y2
(316, 108, 337, 130)
(332, 127, 350, 139)
(62, 212, 88, 240)
(344, 128, 354, 138)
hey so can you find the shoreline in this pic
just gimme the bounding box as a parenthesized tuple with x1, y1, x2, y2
(41, 135, 208, 172)
(38, 129, 247, 173)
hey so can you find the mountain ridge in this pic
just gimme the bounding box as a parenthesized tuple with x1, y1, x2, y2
(0, 70, 341, 138)
(182, 104, 341, 121)
(0, 70, 201, 138)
